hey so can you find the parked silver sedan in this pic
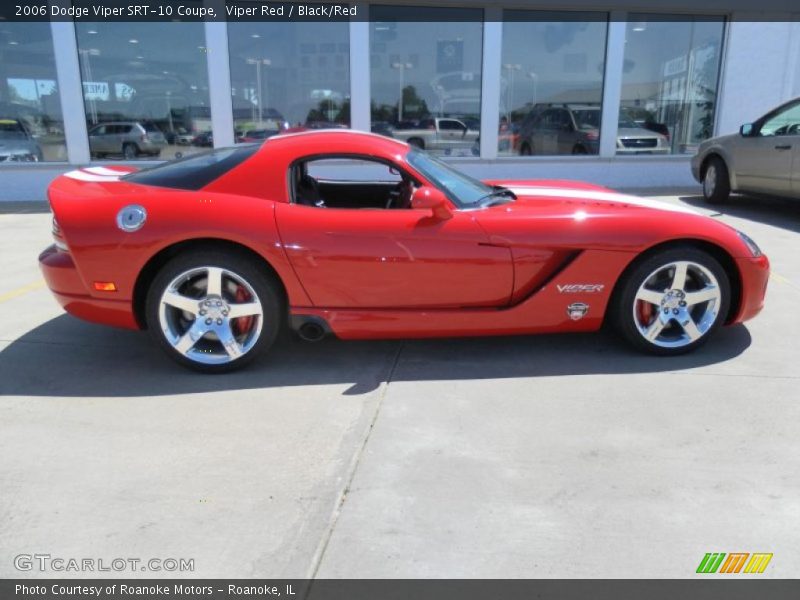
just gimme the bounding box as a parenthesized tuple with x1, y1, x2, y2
(692, 97, 800, 203)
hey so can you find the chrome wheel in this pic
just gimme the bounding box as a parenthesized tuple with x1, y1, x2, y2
(158, 266, 264, 365)
(632, 261, 722, 349)
(703, 165, 717, 198)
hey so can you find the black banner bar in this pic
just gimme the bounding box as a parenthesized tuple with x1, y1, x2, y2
(3, 580, 800, 600)
(3, 0, 800, 22)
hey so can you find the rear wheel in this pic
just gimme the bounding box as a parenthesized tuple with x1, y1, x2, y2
(702, 156, 731, 204)
(145, 250, 283, 373)
(123, 143, 138, 160)
(613, 247, 730, 355)
(407, 137, 424, 149)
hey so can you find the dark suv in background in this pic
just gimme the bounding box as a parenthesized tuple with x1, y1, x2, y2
(517, 104, 669, 155)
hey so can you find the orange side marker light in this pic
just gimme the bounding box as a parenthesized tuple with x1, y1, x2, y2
(93, 282, 117, 292)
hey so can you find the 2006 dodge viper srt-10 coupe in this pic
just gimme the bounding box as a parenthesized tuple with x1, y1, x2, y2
(40, 130, 770, 372)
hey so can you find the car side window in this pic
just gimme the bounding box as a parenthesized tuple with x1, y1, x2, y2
(292, 157, 415, 210)
(759, 103, 800, 137)
(439, 120, 463, 131)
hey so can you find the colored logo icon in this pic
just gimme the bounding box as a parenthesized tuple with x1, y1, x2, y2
(696, 552, 773, 574)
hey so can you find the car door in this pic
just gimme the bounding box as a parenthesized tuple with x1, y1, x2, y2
(88, 125, 106, 153)
(555, 109, 577, 154)
(103, 125, 118, 153)
(274, 158, 513, 309)
(438, 119, 468, 153)
(535, 109, 560, 155)
(735, 100, 800, 194)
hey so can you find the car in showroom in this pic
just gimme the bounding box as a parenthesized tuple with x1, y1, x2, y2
(88, 121, 167, 159)
(0, 118, 44, 162)
(692, 97, 800, 203)
(517, 104, 670, 155)
(40, 130, 769, 373)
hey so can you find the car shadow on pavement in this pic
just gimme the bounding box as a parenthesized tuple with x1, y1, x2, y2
(0, 314, 752, 398)
(680, 193, 800, 234)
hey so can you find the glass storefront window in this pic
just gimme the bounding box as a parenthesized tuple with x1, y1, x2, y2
(0, 23, 66, 163)
(370, 5, 483, 157)
(75, 19, 212, 161)
(227, 20, 350, 142)
(620, 15, 725, 155)
(500, 12, 608, 156)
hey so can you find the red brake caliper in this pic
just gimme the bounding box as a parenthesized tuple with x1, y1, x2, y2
(638, 300, 654, 327)
(233, 285, 254, 336)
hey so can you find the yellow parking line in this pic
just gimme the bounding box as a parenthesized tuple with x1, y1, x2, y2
(0, 280, 46, 303)
(770, 272, 790, 284)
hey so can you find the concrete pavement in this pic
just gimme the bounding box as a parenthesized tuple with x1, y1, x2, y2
(0, 192, 798, 578)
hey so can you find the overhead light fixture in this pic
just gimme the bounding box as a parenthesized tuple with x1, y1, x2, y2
(87, 29, 97, 34)
(632, 22, 647, 32)
(128, 38, 139, 44)
(250, 34, 260, 38)
(8, 40, 18, 45)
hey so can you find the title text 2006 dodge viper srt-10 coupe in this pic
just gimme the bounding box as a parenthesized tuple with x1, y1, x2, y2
(40, 130, 769, 373)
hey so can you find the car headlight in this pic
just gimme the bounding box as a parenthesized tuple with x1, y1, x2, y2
(737, 230, 762, 257)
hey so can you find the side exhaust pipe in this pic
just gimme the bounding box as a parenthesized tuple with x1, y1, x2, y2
(297, 321, 326, 342)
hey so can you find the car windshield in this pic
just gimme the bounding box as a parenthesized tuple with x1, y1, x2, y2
(407, 149, 493, 208)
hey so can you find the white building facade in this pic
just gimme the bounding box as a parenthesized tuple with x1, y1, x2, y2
(1, 1, 799, 200)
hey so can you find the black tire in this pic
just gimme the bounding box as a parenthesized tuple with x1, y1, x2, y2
(407, 137, 424, 149)
(123, 143, 138, 160)
(145, 249, 283, 373)
(519, 142, 531, 156)
(572, 145, 588, 155)
(702, 156, 731, 204)
(612, 247, 731, 356)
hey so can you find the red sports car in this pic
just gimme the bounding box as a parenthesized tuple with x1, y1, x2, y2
(40, 131, 769, 373)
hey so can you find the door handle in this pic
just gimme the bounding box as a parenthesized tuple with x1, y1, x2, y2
(775, 144, 792, 150)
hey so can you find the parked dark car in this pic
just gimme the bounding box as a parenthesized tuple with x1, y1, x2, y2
(192, 131, 214, 147)
(517, 104, 669, 155)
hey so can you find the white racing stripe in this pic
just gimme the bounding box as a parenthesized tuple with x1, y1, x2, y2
(62, 169, 121, 182)
(507, 186, 699, 215)
(84, 166, 126, 176)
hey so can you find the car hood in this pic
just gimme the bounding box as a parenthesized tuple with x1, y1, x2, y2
(475, 179, 751, 257)
(487, 179, 698, 216)
(0, 137, 38, 155)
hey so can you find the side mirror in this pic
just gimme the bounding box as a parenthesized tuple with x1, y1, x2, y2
(411, 186, 453, 220)
(740, 123, 754, 137)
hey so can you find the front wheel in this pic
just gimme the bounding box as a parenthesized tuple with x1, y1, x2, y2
(613, 247, 730, 355)
(702, 156, 731, 204)
(145, 250, 283, 372)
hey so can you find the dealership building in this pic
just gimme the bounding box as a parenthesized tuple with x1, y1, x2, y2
(1, 0, 799, 200)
